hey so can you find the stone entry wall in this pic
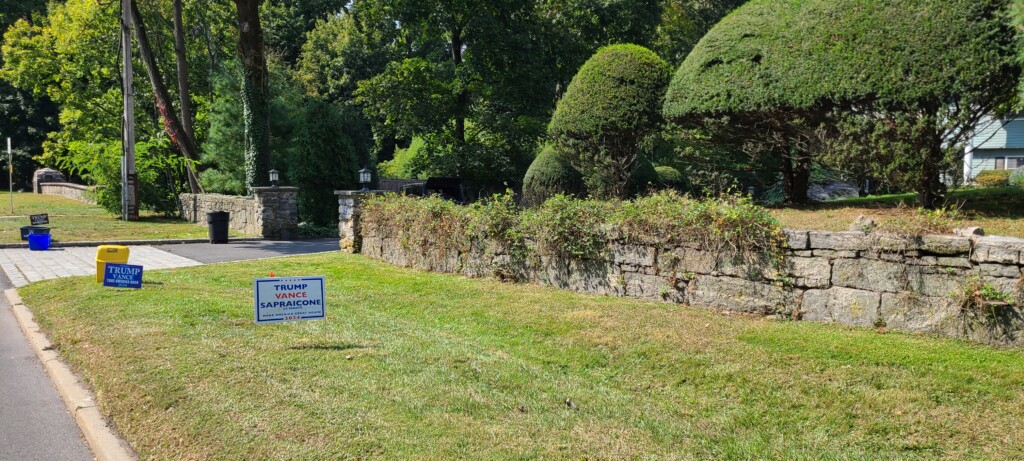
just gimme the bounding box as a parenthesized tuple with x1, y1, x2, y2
(180, 187, 298, 239)
(357, 221, 1024, 346)
(38, 182, 95, 204)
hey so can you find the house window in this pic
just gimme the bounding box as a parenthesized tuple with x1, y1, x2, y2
(996, 156, 1023, 169)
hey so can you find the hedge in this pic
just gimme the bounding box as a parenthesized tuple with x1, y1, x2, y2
(522, 146, 586, 207)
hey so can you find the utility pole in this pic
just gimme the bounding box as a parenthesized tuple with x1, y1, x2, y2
(7, 137, 11, 215)
(121, 0, 139, 221)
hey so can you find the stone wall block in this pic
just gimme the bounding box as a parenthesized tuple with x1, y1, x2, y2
(832, 258, 907, 293)
(880, 293, 959, 334)
(688, 276, 798, 315)
(621, 272, 672, 301)
(786, 257, 831, 288)
(914, 256, 972, 268)
(809, 231, 870, 251)
(610, 243, 657, 267)
(784, 230, 809, 250)
(813, 249, 858, 258)
(971, 236, 1024, 264)
(802, 287, 880, 326)
(905, 267, 966, 298)
(920, 235, 971, 255)
(977, 263, 1022, 278)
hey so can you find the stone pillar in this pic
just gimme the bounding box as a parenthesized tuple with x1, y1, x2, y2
(336, 190, 367, 253)
(253, 186, 299, 240)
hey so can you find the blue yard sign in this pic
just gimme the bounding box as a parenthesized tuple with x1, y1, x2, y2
(254, 276, 326, 324)
(102, 263, 143, 289)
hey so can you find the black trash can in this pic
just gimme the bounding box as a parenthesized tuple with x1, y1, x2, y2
(207, 211, 230, 244)
(20, 226, 50, 241)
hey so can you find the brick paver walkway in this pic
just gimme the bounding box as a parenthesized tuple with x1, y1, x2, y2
(0, 246, 202, 287)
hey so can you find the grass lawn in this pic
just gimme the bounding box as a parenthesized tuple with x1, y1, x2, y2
(19, 252, 1024, 459)
(0, 192, 254, 243)
(771, 186, 1024, 238)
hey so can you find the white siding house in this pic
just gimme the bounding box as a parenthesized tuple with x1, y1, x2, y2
(964, 115, 1024, 180)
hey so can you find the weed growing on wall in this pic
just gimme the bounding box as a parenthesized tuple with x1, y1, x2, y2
(362, 190, 788, 269)
(616, 191, 786, 269)
(877, 203, 963, 237)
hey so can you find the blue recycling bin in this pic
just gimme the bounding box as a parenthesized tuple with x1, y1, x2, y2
(28, 233, 51, 251)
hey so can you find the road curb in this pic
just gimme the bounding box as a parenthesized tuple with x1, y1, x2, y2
(0, 237, 264, 249)
(3, 288, 136, 461)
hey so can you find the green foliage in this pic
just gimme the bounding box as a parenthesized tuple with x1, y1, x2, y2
(60, 140, 187, 216)
(260, 0, 347, 65)
(524, 195, 613, 259)
(362, 193, 472, 253)
(627, 156, 660, 197)
(615, 190, 785, 269)
(284, 99, 369, 226)
(549, 44, 671, 199)
(295, 12, 399, 103)
(664, 0, 1020, 207)
(522, 146, 586, 207)
(378, 138, 425, 179)
(974, 169, 1012, 187)
(201, 58, 301, 195)
(364, 189, 787, 269)
(876, 204, 964, 237)
(655, 165, 686, 190)
(1011, 167, 1024, 188)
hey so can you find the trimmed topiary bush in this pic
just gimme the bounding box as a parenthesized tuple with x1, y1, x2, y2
(664, 0, 1020, 207)
(655, 165, 686, 190)
(627, 156, 660, 197)
(549, 44, 671, 199)
(974, 169, 1012, 187)
(522, 146, 586, 207)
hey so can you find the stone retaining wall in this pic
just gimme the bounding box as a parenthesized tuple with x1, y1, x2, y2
(38, 183, 95, 204)
(357, 220, 1024, 346)
(180, 187, 298, 239)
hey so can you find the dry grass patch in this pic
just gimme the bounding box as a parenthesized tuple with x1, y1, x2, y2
(771, 187, 1024, 237)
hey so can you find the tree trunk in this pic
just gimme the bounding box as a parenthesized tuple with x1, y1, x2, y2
(782, 152, 811, 204)
(232, 0, 271, 193)
(129, 0, 201, 193)
(451, 27, 466, 145)
(917, 145, 947, 208)
(173, 0, 195, 147)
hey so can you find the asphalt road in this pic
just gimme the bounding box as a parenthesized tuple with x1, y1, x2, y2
(157, 238, 340, 264)
(0, 270, 91, 461)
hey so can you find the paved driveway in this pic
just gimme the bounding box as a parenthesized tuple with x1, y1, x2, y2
(0, 246, 202, 287)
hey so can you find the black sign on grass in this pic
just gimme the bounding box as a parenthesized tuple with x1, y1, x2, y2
(29, 214, 49, 225)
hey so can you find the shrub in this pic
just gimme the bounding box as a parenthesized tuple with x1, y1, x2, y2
(616, 191, 786, 269)
(523, 194, 613, 259)
(655, 165, 686, 190)
(362, 193, 472, 253)
(61, 140, 185, 216)
(626, 156, 660, 197)
(549, 44, 671, 199)
(1011, 167, 1024, 187)
(975, 169, 1012, 187)
(664, 0, 1020, 207)
(876, 203, 963, 236)
(521, 146, 586, 207)
(362, 190, 789, 273)
(284, 99, 370, 227)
